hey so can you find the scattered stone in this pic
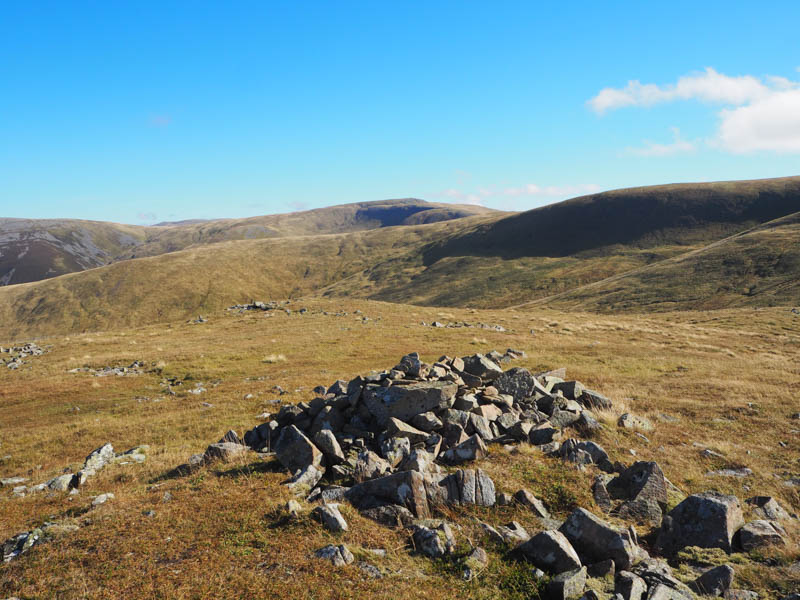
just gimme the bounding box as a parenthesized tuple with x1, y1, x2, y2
(618, 414, 654, 432)
(608, 461, 668, 525)
(314, 544, 354, 567)
(274, 425, 323, 474)
(91, 493, 115, 507)
(412, 522, 455, 557)
(203, 442, 247, 463)
(745, 496, 789, 521)
(514, 489, 550, 518)
(615, 571, 647, 600)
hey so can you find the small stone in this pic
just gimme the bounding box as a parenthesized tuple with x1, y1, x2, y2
(91, 493, 115, 506)
(514, 489, 550, 518)
(412, 522, 456, 557)
(314, 544, 354, 567)
(618, 413, 654, 432)
(690, 564, 734, 596)
(517, 530, 581, 574)
(547, 566, 587, 600)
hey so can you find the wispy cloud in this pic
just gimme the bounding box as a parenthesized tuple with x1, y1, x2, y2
(137, 211, 157, 223)
(626, 127, 696, 157)
(589, 67, 800, 154)
(438, 182, 601, 208)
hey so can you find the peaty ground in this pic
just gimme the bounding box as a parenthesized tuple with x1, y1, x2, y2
(1, 298, 799, 599)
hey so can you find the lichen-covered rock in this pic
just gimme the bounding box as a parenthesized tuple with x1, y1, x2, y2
(363, 381, 457, 425)
(412, 522, 455, 557)
(441, 434, 487, 464)
(314, 544, 354, 567)
(608, 461, 668, 525)
(312, 504, 348, 532)
(737, 520, 785, 551)
(690, 564, 734, 597)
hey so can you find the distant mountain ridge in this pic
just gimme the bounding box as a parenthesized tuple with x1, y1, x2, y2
(0, 199, 497, 286)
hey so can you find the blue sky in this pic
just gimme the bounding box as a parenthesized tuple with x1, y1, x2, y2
(1, 1, 799, 224)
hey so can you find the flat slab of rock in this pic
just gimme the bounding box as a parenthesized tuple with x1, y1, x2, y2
(441, 434, 487, 464)
(656, 492, 744, 555)
(364, 381, 457, 425)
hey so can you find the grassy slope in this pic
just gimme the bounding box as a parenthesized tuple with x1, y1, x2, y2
(0, 298, 798, 598)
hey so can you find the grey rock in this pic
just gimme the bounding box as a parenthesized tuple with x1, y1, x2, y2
(514, 489, 550, 518)
(517, 530, 581, 574)
(91, 492, 115, 506)
(312, 504, 348, 532)
(441, 434, 487, 464)
(83, 443, 115, 473)
(386, 417, 430, 444)
(724, 591, 759, 600)
(358, 561, 383, 579)
(203, 442, 247, 463)
(46, 474, 74, 492)
(411, 412, 443, 432)
(360, 504, 415, 528)
(618, 414, 654, 432)
(552, 381, 585, 400)
(462, 354, 503, 381)
(616, 571, 647, 600)
(579, 390, 613, 410)
(496, 521, 531, 544)
(587, 558, 615, 578)
(274, 425, 323, 473)
(646, 584, 692, 600)
(314, 544, 354, 567)
(353, 450, 393, 483)
(313, 429, 346, 465)
(363, 381, 457, 425)
(745, 496, 789, 521)
(656, 492, 744, 555)
(494, 367, 542, 400)
(608, 461, 668, 525)
(559, 508, 639, 571)
(737, 520, 785, 551)
(379, 436, 411, 468)
(690, 564, 734, 597)
(547, 566, 587, 600)
(348, 470, 430, 518)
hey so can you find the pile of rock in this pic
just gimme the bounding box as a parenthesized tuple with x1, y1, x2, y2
(68, 361, 147, 377)
(421, 321, 507, 332)
(227, 300, 284, 312)
(1, 342, 47, 370)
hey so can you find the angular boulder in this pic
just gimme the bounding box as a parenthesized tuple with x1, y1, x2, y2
(559, 508, 639, 571)
(656, 492, 744, 555)
(347, 470, 430, 518)
(517, 530, 581, 574)
(274, 425, 323, 474)
(737, 520, 785, 551)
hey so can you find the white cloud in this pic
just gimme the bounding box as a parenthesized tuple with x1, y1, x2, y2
(717, 88, 800, 153)
(588, 68, 772, 114)
(627, 127, 696, 157)
(589, 68, 800, 153)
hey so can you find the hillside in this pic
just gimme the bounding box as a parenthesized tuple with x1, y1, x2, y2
(0, 219, 146, 286)
(1, 177, 799, 339)
(0, 200, 496, 286)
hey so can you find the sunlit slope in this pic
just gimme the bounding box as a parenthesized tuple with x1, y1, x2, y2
(0, 216, 496, 338)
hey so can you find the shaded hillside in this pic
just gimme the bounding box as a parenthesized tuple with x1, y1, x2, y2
(0, 219, 146, 286)
(531, 211, 800, 312)
(0, 200, 496, 286)
(422, 176, 800, 262)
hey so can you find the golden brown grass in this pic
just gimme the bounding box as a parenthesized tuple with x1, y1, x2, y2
(1, 298, 799, 598)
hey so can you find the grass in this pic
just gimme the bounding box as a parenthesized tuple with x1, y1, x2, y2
(0, 298, 799, 598)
